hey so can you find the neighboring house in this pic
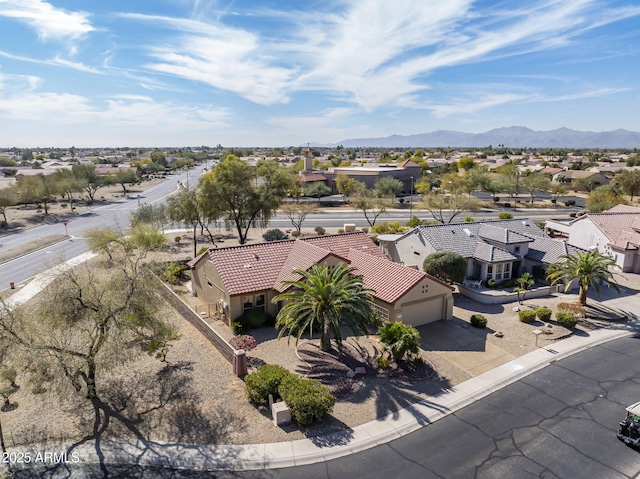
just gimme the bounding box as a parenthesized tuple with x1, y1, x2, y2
(188, 232, 454, 328)
(378, 219, 585, 282)
(551, 170, 609, 190)
(546, 205, 640, 273)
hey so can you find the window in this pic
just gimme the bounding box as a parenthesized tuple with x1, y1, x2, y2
(515, 246, 520, 254)
(255, 294, 265, 311)
(242, 295, 253, 314)
(487, 263, 512, 281)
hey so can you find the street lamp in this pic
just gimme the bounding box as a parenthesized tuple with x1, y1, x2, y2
(409, 176, 414, 220)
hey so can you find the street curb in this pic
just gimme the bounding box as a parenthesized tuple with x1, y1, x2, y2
(9, 327, 635, 473)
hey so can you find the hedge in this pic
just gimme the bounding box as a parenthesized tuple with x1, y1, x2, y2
(244, 364, 290, 406)
(279, 375, 335, 427)
(556, 312, 578, 329)
(535, 307, 552, 322)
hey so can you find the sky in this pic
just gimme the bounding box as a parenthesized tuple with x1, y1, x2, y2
(1, 0, 640, 148)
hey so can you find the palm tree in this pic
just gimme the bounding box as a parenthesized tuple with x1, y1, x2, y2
(546, 251, 620, 305)
(272, 264, 375, 353)
(515, 272, 535, 305)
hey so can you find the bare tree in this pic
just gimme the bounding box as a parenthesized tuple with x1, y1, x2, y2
(280, 201, 317, 234)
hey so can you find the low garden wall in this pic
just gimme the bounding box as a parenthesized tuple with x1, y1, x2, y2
(459, 284, 565, 304)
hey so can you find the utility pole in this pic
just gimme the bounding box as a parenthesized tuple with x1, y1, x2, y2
(409, 176, 414, 220)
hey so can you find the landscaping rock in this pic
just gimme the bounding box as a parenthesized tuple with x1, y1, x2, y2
(346, 369, 355, 379)
(354, 367, 366, 375)
(494, 332, 504, 338)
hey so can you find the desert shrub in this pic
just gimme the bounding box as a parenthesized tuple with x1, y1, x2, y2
(486, 278, 497, 288)
(337, 228, 344, 234)
(230, 335, 258, 351)
(464, 216, 475, 222)
(361, 227, 369, 233)
(314, 226, 326, 235)
(557, 302, 585, 318)
(378, 322, 420, 363)
(406, 216, 425, 228)
(237, 308, 273, 330)
(499, 212, 513, 219)
(518, 310, 536, 323)
(371, 221, 406, 234)
(291, 230, 301, 237)
(555, 312, 577, 328)
(61, 203, 68, 208)
(231, 322, 243, 335)
(159, 262, 188, 284)
(263, 229, 288, 242)
(244, 364, 290, 406)
(278, 375, 335, 427)
(470, 314, 487, 328)
(174, 236, 181, 243)
(376, 357, 390, 369)
(535, 307, 552, 322)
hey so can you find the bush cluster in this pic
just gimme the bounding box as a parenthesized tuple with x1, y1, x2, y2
(314, 226, 326, 235)
(244, 365, 335, 427)
(555, 312, 577, 329)
(279, 375, 336, 427)
(153, 261, 189, 284)
(245, 365, 290, 406)
(263, 229, 288, 242)
(535, 307, 552, 322)
(378, 322, 420, 363)
(486, 278, 497, 289)
(236, 308, 274, 331)
(518, 310, 537, 323)
(470, 314, 487, 328)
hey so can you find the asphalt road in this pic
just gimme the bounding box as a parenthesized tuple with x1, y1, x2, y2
(13, 335, 640, 478)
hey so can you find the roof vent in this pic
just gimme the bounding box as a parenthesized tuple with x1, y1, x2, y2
(463, 228, 474, 237)
(521, 220, 529, 226)
(254, 254, 259, 260)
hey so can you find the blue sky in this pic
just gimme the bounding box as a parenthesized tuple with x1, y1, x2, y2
(1, 0, 640, 147)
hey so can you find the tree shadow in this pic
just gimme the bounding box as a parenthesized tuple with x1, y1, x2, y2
(21, 358, 247, 478)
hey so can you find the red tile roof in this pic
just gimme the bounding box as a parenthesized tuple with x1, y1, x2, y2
(190, 231, 448, 303)
(576, 207, 640, 249)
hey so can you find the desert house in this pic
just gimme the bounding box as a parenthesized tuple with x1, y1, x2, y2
(188, 232, 454, 328)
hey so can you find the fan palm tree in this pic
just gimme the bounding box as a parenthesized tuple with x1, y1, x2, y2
(546, 251, 620, 305)
(272, 263, 375, 353)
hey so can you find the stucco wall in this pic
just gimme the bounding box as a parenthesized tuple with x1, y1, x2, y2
(391, 231, 435, 268)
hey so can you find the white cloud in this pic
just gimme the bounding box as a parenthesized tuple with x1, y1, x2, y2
(0, 0, 93, 41)
(0, 50, 102, 74)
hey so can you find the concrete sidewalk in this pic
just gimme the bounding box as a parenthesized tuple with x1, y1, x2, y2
(13, 325, 636, 472)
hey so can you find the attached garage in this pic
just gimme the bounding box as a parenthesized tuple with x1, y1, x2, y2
(398, 296, 447, 327)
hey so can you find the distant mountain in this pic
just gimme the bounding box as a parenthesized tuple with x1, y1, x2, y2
(326, 127, 640, 149)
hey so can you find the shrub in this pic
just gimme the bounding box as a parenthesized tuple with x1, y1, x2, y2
(263, 229, 288, 242)
(470, 314, 487, 328)
(378, 322, 420, 363)
(174, 236, 181, 243)
(555, 312, 577, 328)
(314, 226, 326, 235)
(290, 230, 301, 237)
(518, 310, 536, 323)
(337, 228, 344, 234)
(406, 216, 424, 228)
(376, 357, 390, 369)
(196, 246, 209, 256)
(499, 212, 513, 219)
(159, 262, 188, 284)
(423, 251, 466, 284)
(371, 221, 406, 234)
(230, 335, 258, 351)
(237, 308, 273, 330)
(535, 307, 552, 322)
(361, 227, 369, 233)
(231, 322, 243, 334)
(464, 216, 475, 222)
(278, 375, 335, 427)
(244, 364, 290, 405)
(61, 203, 68, 208)
(486, 278, 497, 288)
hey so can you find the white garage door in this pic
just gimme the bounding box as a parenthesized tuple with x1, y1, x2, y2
(399, 298, 443, 327)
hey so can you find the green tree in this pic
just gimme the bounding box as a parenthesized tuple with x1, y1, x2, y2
(614, 169, 640, 200)
(199, 156, 289, 244)
(422, 251, 466, 283)
(335, 174, 365, 197)
(378, 322, 420, 363)
(53, 169, 84, 212)
(303, 182, 332, 197)
(520, 171, 550, 204)
(112, 169, 139, 193)
(167, 189, 204, 257)
(549, 183, 567, 203)
(150, 150, 167, 167)
(0, 233, 179, 403)
(546, 251, 620, 305)
(72, 164, 111, 203)
(272, 264, 375, 353)
(586, 185, 628, 212)
(0, 187, 16, 225)
(373, 177, 403, 198)
(457, 157, 476, 171)
(131, 203, 168, 232)
(514, 272, 535, 304)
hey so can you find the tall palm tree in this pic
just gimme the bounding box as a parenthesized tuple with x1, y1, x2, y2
(272, 264, 375, 353)
(546, 251, 620, 305)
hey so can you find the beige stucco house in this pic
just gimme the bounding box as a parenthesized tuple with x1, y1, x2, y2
(188, 232, 454, 328)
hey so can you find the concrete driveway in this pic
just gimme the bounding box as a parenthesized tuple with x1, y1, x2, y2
(417, 318, 516, 377)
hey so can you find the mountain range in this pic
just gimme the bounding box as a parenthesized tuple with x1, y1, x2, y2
(322, 127, 640, 149)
